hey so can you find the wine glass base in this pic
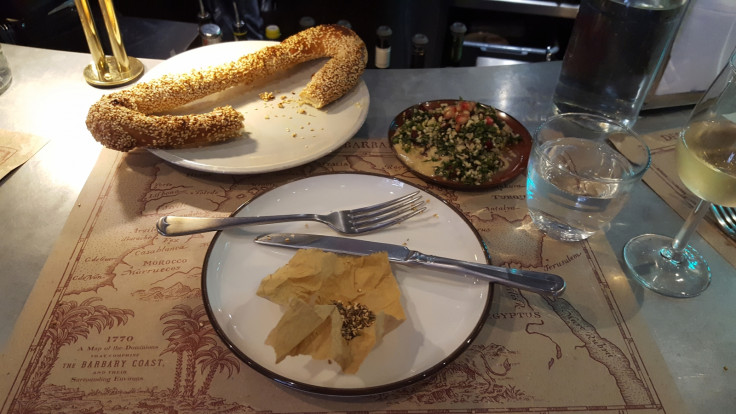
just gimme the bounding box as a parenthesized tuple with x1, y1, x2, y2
(622, 234, 711, 298)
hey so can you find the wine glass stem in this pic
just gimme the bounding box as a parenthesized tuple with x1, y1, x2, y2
(662, 199, 712, 262)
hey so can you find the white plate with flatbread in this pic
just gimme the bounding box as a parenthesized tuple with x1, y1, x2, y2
(202, 173, 493, 395)
(143, 41, 370, 174)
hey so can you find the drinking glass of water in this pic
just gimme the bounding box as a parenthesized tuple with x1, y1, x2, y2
(526, 113, 651, 241)
(623, 50, 736, 298)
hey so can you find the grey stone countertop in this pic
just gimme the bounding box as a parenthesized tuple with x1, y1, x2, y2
(0, 43, 732, 412)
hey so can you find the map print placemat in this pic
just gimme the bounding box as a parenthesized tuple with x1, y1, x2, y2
(1, 139, 685, 413)
(641, 129, 736, 268)
(0, 129, 49, 180)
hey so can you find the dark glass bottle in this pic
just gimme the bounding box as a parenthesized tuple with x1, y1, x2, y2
(449, 22, 467, 66)
(410, 33, 429, 68)
(232, 1, 248, 41)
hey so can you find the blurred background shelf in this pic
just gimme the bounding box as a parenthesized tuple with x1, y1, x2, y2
(453, 0, 579, 19)
(0, 0, 577, 67)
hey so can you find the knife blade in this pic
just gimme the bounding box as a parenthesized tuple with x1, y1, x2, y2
(254, 233, 566, 297)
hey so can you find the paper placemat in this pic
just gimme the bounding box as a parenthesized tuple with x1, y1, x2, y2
(641, 129, 736, 268)
(0, 129, 49, 180)
(1, 140, 684, 413)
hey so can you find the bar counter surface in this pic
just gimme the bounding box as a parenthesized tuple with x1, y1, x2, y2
(0, 43, 734, 413)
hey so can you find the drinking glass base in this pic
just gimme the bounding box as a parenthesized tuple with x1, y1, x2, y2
(529, 211, 596, 242)
(623, 234, 711, 298)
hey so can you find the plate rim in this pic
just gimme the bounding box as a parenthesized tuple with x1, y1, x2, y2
(201, 172, 494, 396)
(143, 41, 370, 174)
(388, 99, 532, 190)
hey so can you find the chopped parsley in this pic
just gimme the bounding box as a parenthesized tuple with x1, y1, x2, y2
(391, 101, 521, 185)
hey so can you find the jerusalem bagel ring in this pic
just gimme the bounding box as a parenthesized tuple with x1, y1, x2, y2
(85, 24, 368, 152)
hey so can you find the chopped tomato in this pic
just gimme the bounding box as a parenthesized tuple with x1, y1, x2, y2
(455, 113, 469, 126)
(485, 116, 494, 125)
(458, 101, 476, 112)
(443, 106, 456, 119)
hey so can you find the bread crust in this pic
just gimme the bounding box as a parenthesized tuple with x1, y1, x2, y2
(86, 24, 368, 152)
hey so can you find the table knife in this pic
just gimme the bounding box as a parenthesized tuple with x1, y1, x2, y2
(254, 233, 566, 297)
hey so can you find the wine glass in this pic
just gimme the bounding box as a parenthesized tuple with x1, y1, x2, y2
(622, 50, 736, 298)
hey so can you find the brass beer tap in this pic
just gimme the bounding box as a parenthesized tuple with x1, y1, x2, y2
(73, 0, 144, 87)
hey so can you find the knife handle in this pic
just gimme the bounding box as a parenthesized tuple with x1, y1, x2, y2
(156, 215, 312, 236)
(406, 252, 566, 297)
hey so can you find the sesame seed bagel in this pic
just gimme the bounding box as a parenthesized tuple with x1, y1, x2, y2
(86, 24, 368, 152)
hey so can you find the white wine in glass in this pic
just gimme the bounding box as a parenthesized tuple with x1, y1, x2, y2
(623, 50, 736, 298)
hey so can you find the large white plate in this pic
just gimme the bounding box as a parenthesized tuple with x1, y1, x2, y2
(202, 173, 493, 395)
(144, 41, 370, 174)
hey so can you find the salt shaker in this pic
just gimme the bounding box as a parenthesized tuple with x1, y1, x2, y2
(375, 26, 392, 69)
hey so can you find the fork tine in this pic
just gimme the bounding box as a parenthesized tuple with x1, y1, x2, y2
(351, 199, 426, 224)
(715, 205, 731, 227)
(712, 204, 736, 240)
(348, 191, 422, 215)
(721, 206, 736, 228)
(352, 206, 427, 233)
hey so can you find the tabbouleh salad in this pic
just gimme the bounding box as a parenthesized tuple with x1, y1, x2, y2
(391, 100, 521, 185)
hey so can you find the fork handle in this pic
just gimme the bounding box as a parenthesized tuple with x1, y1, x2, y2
(156, 215, 313, 236)
(406, 252, 566, 297)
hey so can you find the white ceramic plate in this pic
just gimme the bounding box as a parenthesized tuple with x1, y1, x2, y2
(143, 41, 370, 174)
(202, 173, 493, 395)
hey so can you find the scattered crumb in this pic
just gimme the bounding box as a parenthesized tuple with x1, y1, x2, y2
(259, 91, 274, 101)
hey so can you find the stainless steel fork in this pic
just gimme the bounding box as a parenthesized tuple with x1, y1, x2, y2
(711, 204, 736, 241)
(156, 191, 426, 236)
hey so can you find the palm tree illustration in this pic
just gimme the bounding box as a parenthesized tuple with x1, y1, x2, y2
(160, 304, 219, 399)
(196, 345, 241, 397)
(23, 297, 134, 397)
